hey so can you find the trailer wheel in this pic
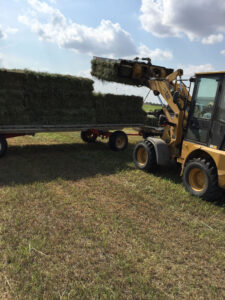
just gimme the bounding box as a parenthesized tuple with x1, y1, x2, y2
(0, 135, 8, 158)
(183, 158, 220, 200)
(81, 130, 97, 143)
(108, 131, 128, 151)
(133, 140, 156, 172)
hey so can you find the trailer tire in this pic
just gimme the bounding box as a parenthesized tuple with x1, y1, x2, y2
(108, 131, 128, 151)
(133, 140, 157, 172)
(0, 135, 8, 158)
(183, 158, 220, 201)
(81, 130, 97, 143)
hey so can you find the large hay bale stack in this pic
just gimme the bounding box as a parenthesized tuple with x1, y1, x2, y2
(0, 68, 146, 126)
(0, 69, 96, 125)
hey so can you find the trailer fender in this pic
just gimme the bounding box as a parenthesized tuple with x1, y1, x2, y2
(146, 137, 171, 166)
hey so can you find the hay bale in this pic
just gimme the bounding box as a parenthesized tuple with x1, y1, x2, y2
(93, 93, 146, 124)
(0, 69, 26, 88)
(91, 58, 137, 86)
(0, 69, 94, 92)
(0, 68, 96, 125)
(144, 115, 159, 127)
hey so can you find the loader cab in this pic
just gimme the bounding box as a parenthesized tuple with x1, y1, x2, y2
(185, 72, 225, 150)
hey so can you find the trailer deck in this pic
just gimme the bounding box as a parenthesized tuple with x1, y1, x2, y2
(0, 124, 143, 134)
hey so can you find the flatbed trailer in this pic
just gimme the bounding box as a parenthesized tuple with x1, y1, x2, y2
(0, 123, 159, 158)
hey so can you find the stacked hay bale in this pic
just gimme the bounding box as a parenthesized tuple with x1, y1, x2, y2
(93, 93, 146, 124)
(0, 69, 96, 125)
(0, 68, 146, 126)
(145, 115, 159, 127)
(91, 57, 137, 86)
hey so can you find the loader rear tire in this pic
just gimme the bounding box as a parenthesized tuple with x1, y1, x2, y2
(183, 158, 220, 201)
(133, 140, 157, 172)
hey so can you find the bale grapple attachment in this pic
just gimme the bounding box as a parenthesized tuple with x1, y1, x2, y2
(91, 56, 174, 86)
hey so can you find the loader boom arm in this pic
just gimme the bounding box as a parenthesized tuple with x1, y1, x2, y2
(127, 61, 192, 157)
(147, 70, 191, 155)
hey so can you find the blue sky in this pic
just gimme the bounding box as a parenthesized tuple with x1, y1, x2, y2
(1, 0, 225, 101)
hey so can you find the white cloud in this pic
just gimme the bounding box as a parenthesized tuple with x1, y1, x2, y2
(5, 27, 19, 35)
(27, 0, 60, 15)
(18, 0, 172, 61)
(140, 0, 225, 43)
(220, 50, 225, 56)
(0, 25, 6, 39)
(0, 25, 18, 39)
(0, 53, 4, 67)
(180, 64, 215, 78)
(18, 0, 136, 57)
(138, 44, 173, 60)
(202, 34, 223, 44)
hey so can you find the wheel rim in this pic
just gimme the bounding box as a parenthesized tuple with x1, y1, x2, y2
(189, 168, 206, 192)
(86, 131, 96, 141)
(115, 136, 126, 149)
(137, 146, 147, 166)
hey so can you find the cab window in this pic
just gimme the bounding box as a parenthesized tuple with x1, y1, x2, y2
(193, 77, 219, 120)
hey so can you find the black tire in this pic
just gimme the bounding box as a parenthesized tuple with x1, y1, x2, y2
(108, 131, 128, 151)
(183, 158, 220, 200)
(81, 130, 97, 143)
(0, 135, 8, 158)
(133, 140, 157, 172)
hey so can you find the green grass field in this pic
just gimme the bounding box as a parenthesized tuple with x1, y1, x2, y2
(142, 103, 161, 112)
(0, 132, 224, 299)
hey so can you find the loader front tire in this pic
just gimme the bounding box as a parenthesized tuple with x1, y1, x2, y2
(133, 140, 156, 172)
(183, 158, 220, 201)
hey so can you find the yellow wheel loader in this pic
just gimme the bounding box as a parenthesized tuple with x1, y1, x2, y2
(132, 62, 225, 200)
(92, 57, 225, 200)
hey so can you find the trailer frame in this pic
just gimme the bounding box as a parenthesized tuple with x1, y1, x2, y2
(0, 123, 164, 157)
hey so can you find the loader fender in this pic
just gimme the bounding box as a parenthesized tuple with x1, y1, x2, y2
(146, 137, 170, 166)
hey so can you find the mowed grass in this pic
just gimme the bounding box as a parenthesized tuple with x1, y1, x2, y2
(142, 103, 161, 112)
(0, 132, 224, 299)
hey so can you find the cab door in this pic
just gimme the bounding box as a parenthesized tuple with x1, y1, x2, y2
(209, 75, 225, 150)
(185, 75, 222, 145)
